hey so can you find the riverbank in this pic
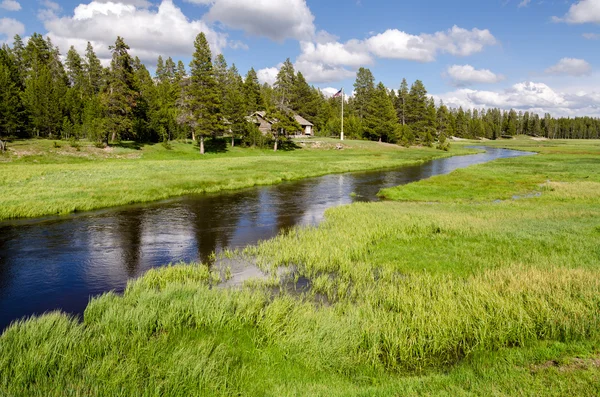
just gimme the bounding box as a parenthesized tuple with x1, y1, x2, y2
(0, 138, 474, 221)
(1, 139, 599, 395)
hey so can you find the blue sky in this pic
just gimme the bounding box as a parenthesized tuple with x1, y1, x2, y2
(1, 0, 600, 116)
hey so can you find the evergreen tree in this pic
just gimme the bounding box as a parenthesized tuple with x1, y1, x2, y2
(0, 62, 22, 136)
(395, 78, 409, 125)
(224, 64, 247, 147)
(187, 32, 223, 154)
(363, 82, 398, 142)
(243, 68, 263, 112)
(423, 97, 437, 146)
(437, 100, 449, 138)
(406, 80, 428, 141)
(353, 67, 375, 120)
(84, 42, 103, 96)
(274, 58, 295, 110)
(103, 36, 138, 144)
(65, 46, 86, 134)
(268, 108, 301, 151)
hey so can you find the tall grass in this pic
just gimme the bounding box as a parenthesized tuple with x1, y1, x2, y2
(1, 139, 599, 395)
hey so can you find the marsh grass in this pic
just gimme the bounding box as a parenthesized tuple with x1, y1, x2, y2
(1, 138, 600, 395)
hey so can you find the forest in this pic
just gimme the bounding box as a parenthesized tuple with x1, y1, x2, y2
(1, 32, 599, 153)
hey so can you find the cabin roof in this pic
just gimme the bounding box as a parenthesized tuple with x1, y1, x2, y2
(250, 111, 313, 127)
(294, 114, 314, 127)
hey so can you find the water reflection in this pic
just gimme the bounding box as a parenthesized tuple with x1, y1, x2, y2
(0, 147, 532, 330)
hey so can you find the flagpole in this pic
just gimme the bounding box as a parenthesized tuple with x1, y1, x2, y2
(341, 88, 344, 141)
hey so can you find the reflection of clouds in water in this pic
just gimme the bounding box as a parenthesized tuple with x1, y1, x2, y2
(84, 218, 132, 289)
(138, 207, 197, 269)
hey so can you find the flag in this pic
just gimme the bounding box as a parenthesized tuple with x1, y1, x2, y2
(332, 88, 343, 98)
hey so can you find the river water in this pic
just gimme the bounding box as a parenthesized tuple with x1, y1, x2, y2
(0, 147, 532, 330)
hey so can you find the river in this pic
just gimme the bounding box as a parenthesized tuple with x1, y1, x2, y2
(0, 147, 532, 330)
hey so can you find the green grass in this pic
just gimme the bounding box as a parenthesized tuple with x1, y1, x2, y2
(0, 138, 474, 221)
(1, 138, 600, 395)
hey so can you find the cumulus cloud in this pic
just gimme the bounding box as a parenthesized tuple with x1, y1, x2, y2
(298, 41, 373, 67)
(294, 60, 355, 84)
(92, 0, 152, 6)
(43, 0, 227, 63)
(445, 64, 505, 86)
(553, 0, 600, 24)
(545, 58, 592, 76)
(295, 25, 496, 84)
(0, 0, 21, 11)
(187, 0, 315, 41)
(0, 17, 24, 42)
(435, 81, 600, 117)
(256, 66, 279, 85)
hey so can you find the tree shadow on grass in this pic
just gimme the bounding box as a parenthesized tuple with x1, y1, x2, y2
(279, 138, 302, 151)
(204, 137, 229, 154)
(109, 141, 148, 150)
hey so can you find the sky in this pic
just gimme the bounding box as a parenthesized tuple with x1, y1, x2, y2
(1, 0, 600, 117)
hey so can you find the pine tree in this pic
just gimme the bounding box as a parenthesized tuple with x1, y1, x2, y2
(353, 67, 375, 120)
(274, 58, 295, 110)
(65, 46, 85, 134)
(0, 62, 22, 136)
(423, 97, 437, 146)
(155, 55, 165, 82)
(132, 56, 153, 141)
(84, 42, 103, 96)
(406, 80, 428, 141)
(243, 68, 263, 113)
(291, 71, 315, 119)
(103, 36, 138, 144)
(396, 78, 409, 125)
(363, 82, 398, 142)
(224, 64, 247, 147)
(187, 32, 223, 154)
(437, 100, 449, 138)
(268, 108, 301, 151)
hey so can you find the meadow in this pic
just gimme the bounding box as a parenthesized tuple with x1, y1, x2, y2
(1, 137, 599, 395)
(0, 138, 472, 221)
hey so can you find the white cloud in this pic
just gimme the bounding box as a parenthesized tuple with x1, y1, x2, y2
(435, 81, 600, 117)
(43, 0, 227, 63)
(553, 0, 600, 24)
(518, 0, 531, 8)
(190, 0, 315, 41)
(41, 0, 61, 10)
(298, 41, 372, 67)
(92, 0, 152, 7)
(256, 66, 279, 85)
(0, 0, 20, 11)
(545, 58, 592, 76)
(294, 25, 496, 84)
(446, 64, 505, 86)
(38, 0, 62, 21)
(294, 60, 355, 84)
(583, 32, 600, 39)
(364, 26, 496, 62)
(365, 30, 436, 62)
(0, 17, 24, 42)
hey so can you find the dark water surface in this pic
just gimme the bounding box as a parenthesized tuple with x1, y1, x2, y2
(0, 147, 532, 330)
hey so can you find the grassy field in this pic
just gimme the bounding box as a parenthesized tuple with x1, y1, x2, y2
(1, 137, 599, 395)
(0, 138, 473, 221)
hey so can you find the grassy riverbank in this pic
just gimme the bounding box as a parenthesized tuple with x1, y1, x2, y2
(1, 138, 599, 396)
(0, 138, 473, 221)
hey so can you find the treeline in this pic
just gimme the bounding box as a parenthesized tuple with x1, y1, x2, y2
(0, 33, 598, 152)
